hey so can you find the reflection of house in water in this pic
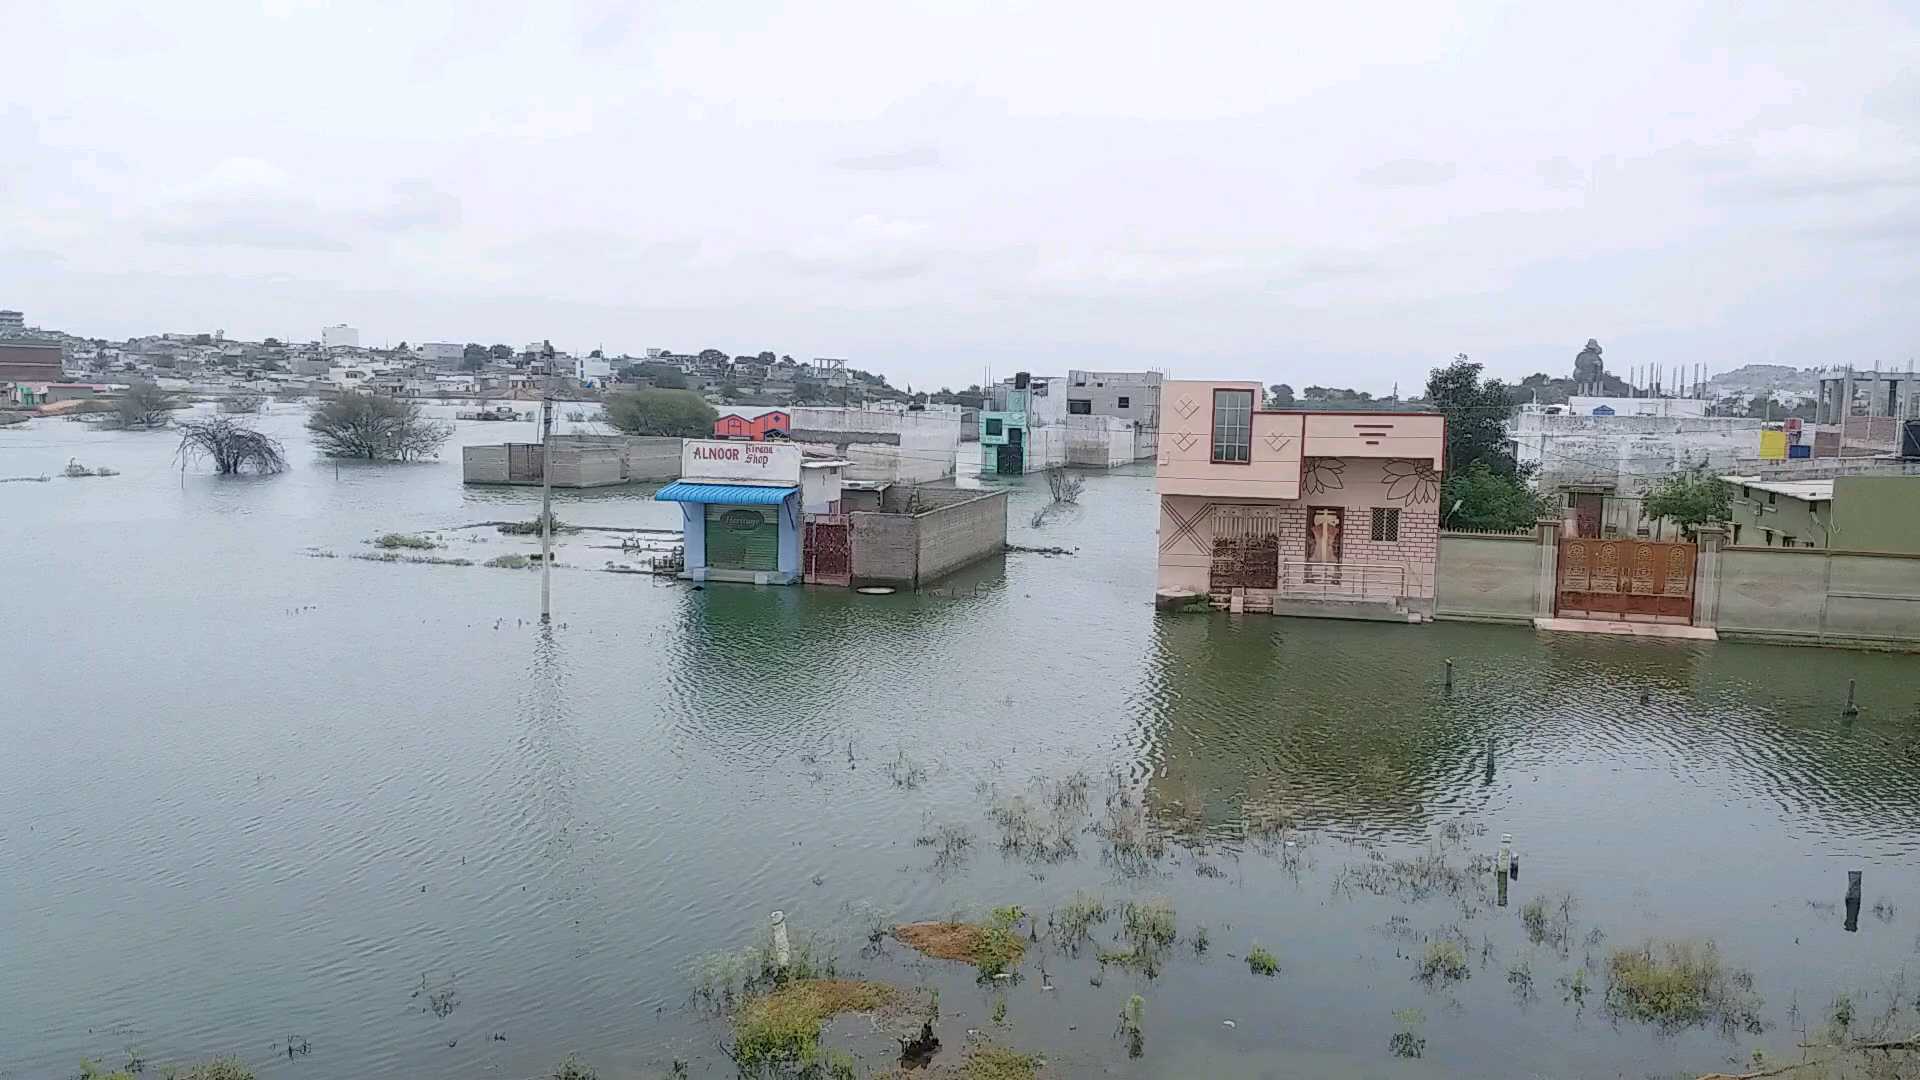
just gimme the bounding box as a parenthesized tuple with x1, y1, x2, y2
(1155, 379, 1446, 621)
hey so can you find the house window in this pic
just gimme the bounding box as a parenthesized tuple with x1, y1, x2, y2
(1211, 389, 1253, 463)
(1117, 396, 1130, 409)
(1371, 507, 1400, 542)
(1068, 399, 1092, 415)
(985, 418, 1003, 436)
(1767, 492, 1776, 506)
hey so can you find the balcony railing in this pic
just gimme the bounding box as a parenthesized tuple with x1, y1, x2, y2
(1276, 559, 1408, 602)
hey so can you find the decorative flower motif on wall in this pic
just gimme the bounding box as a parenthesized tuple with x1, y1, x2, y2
(1302, 457, 1345, 495)
(1382, 458, 1440, 505)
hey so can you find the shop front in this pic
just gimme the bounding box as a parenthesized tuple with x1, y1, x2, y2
(654, 440, 803, 584)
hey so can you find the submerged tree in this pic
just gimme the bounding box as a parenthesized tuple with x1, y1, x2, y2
(306, 394, 451, 460)
(603, 389, 717, 437)
(177, 416, 287, 475)
(111, 382, 179, 429)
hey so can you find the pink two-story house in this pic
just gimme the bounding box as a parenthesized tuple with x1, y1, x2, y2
(1155, 380, 1446, 620)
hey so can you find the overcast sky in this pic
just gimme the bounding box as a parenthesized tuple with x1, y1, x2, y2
(5, 1, 1917, 392)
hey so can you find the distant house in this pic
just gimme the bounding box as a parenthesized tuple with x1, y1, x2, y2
(714, 408, 790, 441)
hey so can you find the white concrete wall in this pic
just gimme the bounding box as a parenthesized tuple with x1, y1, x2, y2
(1510, 413, 1765, 490)
(1065, 414, 1135, 468)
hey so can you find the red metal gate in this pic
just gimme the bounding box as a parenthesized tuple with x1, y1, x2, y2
(1556, 538, 1696, 621)
(804, 517, 851, 586)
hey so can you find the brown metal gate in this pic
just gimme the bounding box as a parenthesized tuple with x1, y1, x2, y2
(1556, 538, 1696, 621)
(804, 517, 851, 586)
(1208, 505, 1280, 592)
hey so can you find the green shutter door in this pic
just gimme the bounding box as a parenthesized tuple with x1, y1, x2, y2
(704, 504, 780, 571)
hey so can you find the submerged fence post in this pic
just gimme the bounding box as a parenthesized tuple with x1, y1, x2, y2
(1444, 659, 1454, 693)
(1843, 679, 1859, 717)
(1844, 871, 1862, 933)
(770, 910, 792, 968)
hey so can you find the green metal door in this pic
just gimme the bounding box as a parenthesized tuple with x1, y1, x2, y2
(705, 504, 780, 571)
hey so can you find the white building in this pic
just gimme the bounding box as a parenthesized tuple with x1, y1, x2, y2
(1510, 404, 1766, 493)
(0, 310, 24, 332)
(418, 342, 464, 363)
(322, 324, 360, 349)
(574, 356, 612, 387)
(1564, 395, 1708, 418)
(790, 405, 963, 484)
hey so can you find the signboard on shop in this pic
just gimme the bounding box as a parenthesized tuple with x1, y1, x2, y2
(680, 439, 802, 483)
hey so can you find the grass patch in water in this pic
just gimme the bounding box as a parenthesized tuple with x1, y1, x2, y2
(729, 979, 898, 1071)
(961, 1045, 1042, 1079)
(353, 551, 474, 567)
(550, 1055, 597, 1080)
(1098, 899, 1177, 975)
(1247, 944, 1278, 977)
(1050, 891, 1109, 946)
(484, 553, 531, 569)
(895, 910, 1026, 978)
(373, 532, 439, 549)
(1604, 940, 1763, 1034)
(1416, 940, 1470, 985)
(81, 1060, 255, 1080)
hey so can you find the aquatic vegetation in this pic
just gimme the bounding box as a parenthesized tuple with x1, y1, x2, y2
(484, 554, 531, 568)
(174, 1060, 257, 1080)
(1335, 847, 1487, 904)
(914, 818, 974, 874)
(885, 747, 927, 789)
(961, 1045, 1042, 1079)
(1191, 924, 1210, 955)
(728, 979, 899, 1071)
(990, 996, 1007, 1024)
(1247, 944, 1279, 977)
(1561, 966, 1591, 1007)
(1507, 959, 1535, 1002)
(1050, 891, 1109, 947)
(1095, 798, 1168, 878)
(691, 926, 840, 1005)
(986, 785, 1079, 863)
(1099, 900, 1178, 975)
(373, 532, 439, 549)
(496, 513, 577, 535)
(1416, 940, 1470, 985)
(1825, 992, 1855, 1042)
(353, 551, 474, 567)
(1519, 892, 1578, 954)
(1388, 1008, 1426, 1058)
(895, 912, 1026, 978)
(1604, 940, 1763, 1034)
(551, 1054, 597, 1080)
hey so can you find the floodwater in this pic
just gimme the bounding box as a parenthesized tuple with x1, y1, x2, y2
(5, 403, 1920, 1080)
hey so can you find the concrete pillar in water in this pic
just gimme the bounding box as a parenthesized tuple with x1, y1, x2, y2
(1844, 872, 1862, 933)
(1444, 659, 1453, 693)
(1844, 678, 1859, 717)
(770, 910, 791, 968)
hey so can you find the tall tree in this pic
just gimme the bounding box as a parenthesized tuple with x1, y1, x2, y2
(1641, 465, 1730, 539)
(1425, 355, 1518, 477)
(488, 344, 512, 359)
(1268, 383, 1295, 406)
(603, 389, 717, 437)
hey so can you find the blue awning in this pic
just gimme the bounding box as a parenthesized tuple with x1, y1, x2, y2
(654, 481, 797, 505)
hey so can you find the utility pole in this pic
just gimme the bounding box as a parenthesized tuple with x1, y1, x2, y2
(540, 392, 554, 623)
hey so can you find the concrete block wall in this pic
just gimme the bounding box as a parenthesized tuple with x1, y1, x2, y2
(1065, 415, 1135, 468)
(916, 491, 1008, 583)
(849, 512, 920, 587)
(462, 444, 510, 484)
(623, 437, 682, 481)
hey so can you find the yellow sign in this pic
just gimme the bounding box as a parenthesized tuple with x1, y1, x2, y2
(1759, 430, 1787, 460)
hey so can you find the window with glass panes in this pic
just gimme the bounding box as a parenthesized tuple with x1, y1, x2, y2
(1211, 389, 1253, 463)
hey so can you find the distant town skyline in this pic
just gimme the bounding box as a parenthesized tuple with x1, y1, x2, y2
(6, 2, 1916, 396)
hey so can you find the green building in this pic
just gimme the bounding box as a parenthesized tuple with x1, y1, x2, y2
(1722, 474, 1920, 554)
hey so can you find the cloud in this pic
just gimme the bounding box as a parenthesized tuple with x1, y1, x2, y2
(143, 162, 457, 251)
(833, 146, 943, 172)
(1355, 158, 1457, 188)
